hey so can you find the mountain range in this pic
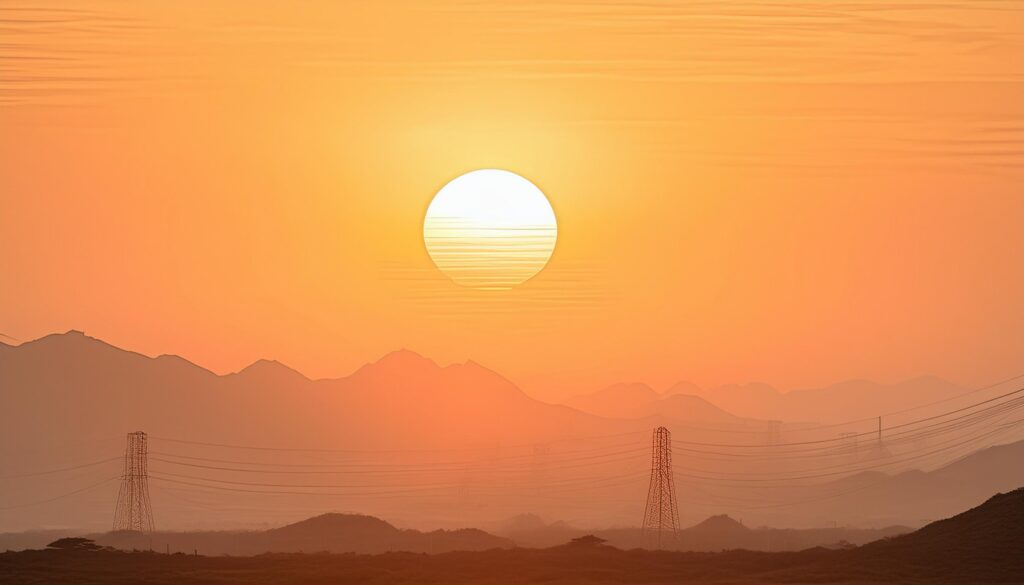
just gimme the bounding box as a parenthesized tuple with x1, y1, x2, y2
(568, 377, 970, 425)
(1, 331, 1021, 533)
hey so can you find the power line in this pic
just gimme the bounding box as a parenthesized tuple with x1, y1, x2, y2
(148, 447, 647, 476)
(671, 396, 1024, 461)
(671, 387, 1024, 448)
(673, 417, 1024, 480)
(148, 430, 648, 455)
(765, 371, 1024, 433)
(0, 456, 121, 479)
(0, 476, 119, 511)
(141, 385, 1024, 461)
(676, 420, 1024, 510)
(672, 421, 1023, 484)
(7, 382, 1014, 522)
(149, 440, 647, 470)
(129, 389, 1024, 507)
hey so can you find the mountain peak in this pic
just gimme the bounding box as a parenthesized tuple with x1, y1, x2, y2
(38, 329, 92, 343)
(664, 380, 702, 396)
(689, 514, 749, 533)
(20, 329, 126, 356)
(270, 512, 397, 536)
(355, 349, 440, 376)
(375, 348, 436, 367)
(235, 358, 308, 382)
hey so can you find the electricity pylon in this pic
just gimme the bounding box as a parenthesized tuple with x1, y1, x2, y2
(641, 426, 680, 549)
(113, 431, 155, 532)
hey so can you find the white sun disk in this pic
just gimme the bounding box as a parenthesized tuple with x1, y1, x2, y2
(424, 169, 557, 289)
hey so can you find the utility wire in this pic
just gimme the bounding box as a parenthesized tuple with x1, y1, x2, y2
(672, 422, 1022, 484)
(671, 397, 1024, 461)
(149, 439, 647, 469)
(0, 476, 119, 510)
(0, 456, 121, 480)
(148, 429, 648, 455)
(671, 387, 1024, 448)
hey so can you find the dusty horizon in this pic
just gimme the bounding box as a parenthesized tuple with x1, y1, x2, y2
(2, 3, 1022, 582)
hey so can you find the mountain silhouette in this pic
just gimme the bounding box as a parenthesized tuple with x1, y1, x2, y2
(688, 514, 749, 533)
(231, 358, 310, 385)
(0, 331, 621, 451)
(861, 487, 1024, 558)
(800, 487, 1024, 582)
(0, 332, 650, 531)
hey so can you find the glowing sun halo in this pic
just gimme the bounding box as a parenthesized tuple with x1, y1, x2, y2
(424, 169, 557, 290)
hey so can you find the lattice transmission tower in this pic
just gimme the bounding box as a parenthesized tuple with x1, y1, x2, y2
(641, 426, 680, 548)
(113, 431, 155, 532)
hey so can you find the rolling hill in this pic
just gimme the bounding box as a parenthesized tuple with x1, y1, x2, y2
(93, 513, 512, 555)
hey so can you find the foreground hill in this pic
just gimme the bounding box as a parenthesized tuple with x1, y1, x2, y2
(843, 487, 1024, 582)
(2, 488, 1021, 584)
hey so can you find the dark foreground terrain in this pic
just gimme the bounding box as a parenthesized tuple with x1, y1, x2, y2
(3, 488, 1021, 585)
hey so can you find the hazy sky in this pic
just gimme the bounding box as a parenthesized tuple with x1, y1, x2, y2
(2, 1, 1023, 401)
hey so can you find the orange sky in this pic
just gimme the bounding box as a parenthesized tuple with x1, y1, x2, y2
(2, 1, 1023, 401)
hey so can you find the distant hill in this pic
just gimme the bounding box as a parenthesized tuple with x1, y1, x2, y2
(565, 383, 751, 424)
(496, 512, 908, 552)
(93, 512, 511, 555)
(564, 376, 969, 428)
(753, 440, 1024, 528)
(690, 377, 966, 423)
(689, 513, 749, 534)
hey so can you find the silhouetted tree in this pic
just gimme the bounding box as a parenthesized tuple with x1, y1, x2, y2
(567, 535, 607, 547)
(47, 537, 101, 551)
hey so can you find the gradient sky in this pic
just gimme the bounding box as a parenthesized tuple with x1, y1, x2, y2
(2, 1, 1023, 401)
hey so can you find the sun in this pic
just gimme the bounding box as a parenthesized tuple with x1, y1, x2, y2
(424, 169, 557, 290)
